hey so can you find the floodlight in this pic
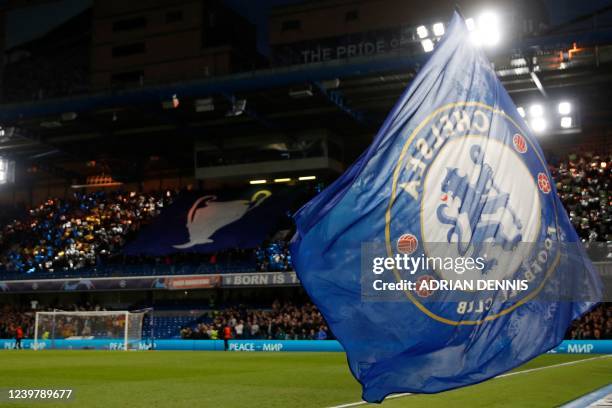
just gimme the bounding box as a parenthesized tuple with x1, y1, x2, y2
(477, 11, 500, 46)
(421, 39, 434, 52)
(417, 25, 428, 39)
(558, 101, 571, 115)
(465, 18, 476, 31)
(530, 117, 547, 133)
(560, 117, 572, 128)
(529, 104, 544, 117)
(432, 22, 445, 37)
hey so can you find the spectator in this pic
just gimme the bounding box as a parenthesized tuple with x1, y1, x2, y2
(235, 320, 244, 339)
(223, 324, 232, 351)
(316, 325, 328, 340)
(566, 303, 612, 340)
(14, 326, 23, 349)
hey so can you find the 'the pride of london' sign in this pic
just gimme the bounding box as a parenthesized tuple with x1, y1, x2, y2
(272, 26, 419, 65)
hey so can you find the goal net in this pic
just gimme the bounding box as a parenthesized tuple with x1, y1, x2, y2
(33, 311, 147, 351)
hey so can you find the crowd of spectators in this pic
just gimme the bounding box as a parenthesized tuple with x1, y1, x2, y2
(0, 302, 115, 341)
(38, 313, 124, 341)
(566, 303, 612, 340)
(256, 241, 292, 272)
(180, 300, 332, 340)
(0, 189, 296, 277)
(0, 305, 35, 339)
(0, 191, 174, 274)
(550, 152, 610, 243)
(0, 152, 608, 279)
(2, 300, 610, 341)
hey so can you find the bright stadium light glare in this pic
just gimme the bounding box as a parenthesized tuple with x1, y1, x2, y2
(0, 158, 6, 185)
(465, 18, 476, 31)
(469, 11, 500, 47)
(560, 116, 573, 128)
(421, 39, 434, 52)
(417, 25, 429, 39)
(478, 11, 500, 46)
(298, 176, 316, 181)
(249, 179, 267, 185)
(530, 117, 547, 133)
(558, 101, 571, 115)
(529, 104, 544, 117)
(517, 106, 526, 118)
(432, 22, 445, 37)
(469, 32, 482, 46)
(274, 178, 291, 183)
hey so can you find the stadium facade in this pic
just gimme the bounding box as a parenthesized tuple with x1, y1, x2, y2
(0, 0, 609, 350)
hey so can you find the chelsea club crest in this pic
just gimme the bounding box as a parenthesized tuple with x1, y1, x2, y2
(385, 102, 562, 325)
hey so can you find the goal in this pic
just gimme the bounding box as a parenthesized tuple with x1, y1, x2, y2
(33, 310, 148, 351)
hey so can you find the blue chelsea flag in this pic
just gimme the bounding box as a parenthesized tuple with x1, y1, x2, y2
(290, 12, 602, 403)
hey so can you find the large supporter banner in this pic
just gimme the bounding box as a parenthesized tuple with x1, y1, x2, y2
(3, 339, 611, 353)
(125, 188, 294, 255)
(0, 275, 220, 293)
(222, 272, 300, 287)
(0, 272, 300, 293)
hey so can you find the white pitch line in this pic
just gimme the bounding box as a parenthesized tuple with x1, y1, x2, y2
(327, 355, 612, 408)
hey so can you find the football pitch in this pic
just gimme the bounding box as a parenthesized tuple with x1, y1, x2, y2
(0, 351, 610, 408)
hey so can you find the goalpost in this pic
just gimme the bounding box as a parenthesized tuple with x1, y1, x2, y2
(33, 310, 148, 351)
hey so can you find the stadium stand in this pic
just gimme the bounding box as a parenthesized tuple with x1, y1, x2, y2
(0, 152, 608, 281)
(0, 190, 175, 275)
(0, 154, 608, 282)
(0, 152, 605, 344)
(0, 299, 332, 341)
(566, 303, 612, 340)
(549, 152, 611, 243)
(255, 240, 293, 272)
(3, 300, 610, 341)
(0, 305, 34, 339)
(0, 190, 299, 279)
(180, 300, 331, 340)
(143, 312, 207, 340)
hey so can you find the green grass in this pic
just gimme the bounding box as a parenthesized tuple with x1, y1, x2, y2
(0, 351, 609, 408)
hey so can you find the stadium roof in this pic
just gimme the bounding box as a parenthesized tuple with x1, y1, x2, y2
(1, 16, 612, 185)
